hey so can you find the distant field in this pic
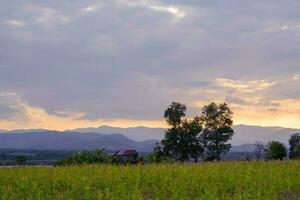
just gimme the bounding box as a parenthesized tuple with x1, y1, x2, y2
(0, 161, 299, 200)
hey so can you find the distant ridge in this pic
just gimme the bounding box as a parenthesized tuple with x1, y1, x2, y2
(232, 124, 299, 145)
(69, 124, 299, 145)
(0, 125, 298, 152)
(0, 131, 158, 152)
(69, 125, 165, 141)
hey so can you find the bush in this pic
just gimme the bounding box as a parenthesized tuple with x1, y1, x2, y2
(144, 152, 172, 163)
(16, 155, 27, 164)
(57, 149, 116, 166)
(289, 133, 300, 159)
(144, 143, 172, 163)
(266, 141, 287, 161)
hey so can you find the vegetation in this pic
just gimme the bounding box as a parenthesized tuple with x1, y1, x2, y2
(161, 102, 234, 162)
(162, 102, 203, 162)
(254, 140, 266, 160)
(0, 161, 298, 200)
(144, 143, 171, 163)
(57, 149, 117, 166)
(15, 155, 27, 164)
(266, 141, 287, 161)
(200, 103, 234, 161)
(289, 133, 300, 159)
(0, 102, 299, 200)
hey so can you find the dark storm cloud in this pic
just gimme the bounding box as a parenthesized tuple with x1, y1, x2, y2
(0, 0, 299, 120)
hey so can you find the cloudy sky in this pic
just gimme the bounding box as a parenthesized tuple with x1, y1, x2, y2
(0, 0, 300, 130)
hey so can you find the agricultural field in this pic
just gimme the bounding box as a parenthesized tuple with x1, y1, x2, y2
(0, 161, 299, 200)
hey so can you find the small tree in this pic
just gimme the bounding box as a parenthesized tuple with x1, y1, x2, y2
(146, 143, 170, 163)
(152, 143, 166, 163)
(16, 155, 27, 164)
(254, 140, 265, 160)
(93, 148, 111, 163)
(266, 141, 287, 160)
(57, 148, 113, 166)
(200, 103, 234, 161)
(289, 133, 300, 159)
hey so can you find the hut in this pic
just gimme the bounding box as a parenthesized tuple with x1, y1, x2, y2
(115, 149, 139, 163)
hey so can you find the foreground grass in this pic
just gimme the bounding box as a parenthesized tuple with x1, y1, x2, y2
(0, 161, 299, 200)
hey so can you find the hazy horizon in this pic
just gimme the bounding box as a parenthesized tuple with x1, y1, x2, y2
(0, 123, 300, 132)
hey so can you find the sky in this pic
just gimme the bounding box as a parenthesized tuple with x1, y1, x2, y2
(0, 0, 300, 130)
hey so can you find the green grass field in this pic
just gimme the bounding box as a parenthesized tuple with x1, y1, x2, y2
(0, 161, 299, 200)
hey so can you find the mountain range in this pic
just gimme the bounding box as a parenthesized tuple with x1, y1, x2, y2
(0, 125, 298, 152)
(0, 131, 157, 152)
(71, 124, 299, 145)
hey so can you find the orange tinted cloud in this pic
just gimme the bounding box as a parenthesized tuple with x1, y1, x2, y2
(192, 98, 300, 129)
(1, 98, 300, 130)
(232, 99, 300, 128)
(0, 99, 166, 130)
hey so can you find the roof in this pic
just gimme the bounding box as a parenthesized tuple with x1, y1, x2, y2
(115, 149, 138, 156)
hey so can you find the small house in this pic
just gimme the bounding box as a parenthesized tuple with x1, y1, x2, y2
(115, 149, 139, 163)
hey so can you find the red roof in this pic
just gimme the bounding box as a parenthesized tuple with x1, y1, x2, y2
(116, 149, 138, 156)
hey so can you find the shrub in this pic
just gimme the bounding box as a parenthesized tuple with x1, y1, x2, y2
(266, 141, 287, 160)
(57, 148, 116, 166)
(16, 155, 27, 164)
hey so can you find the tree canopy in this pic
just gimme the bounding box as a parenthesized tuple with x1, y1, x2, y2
(162, 102, 203, 162)
(161, 102, 234, 162)
(200, 103, 234, 161)
(289, 133, 300, 159)
(266, 141, 287, 161)
(164, 102, 187, 127)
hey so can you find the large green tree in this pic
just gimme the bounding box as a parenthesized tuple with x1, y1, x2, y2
(289, 133, 300, 159)
(266, 141, 287, 161)
(162, 102, 203, 162)
(200, 102, 234, 161)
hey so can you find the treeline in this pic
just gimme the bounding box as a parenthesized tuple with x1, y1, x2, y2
(153, 102, 300, 162)
(254, 133, 300, 161)
(57, 101, 235, 165)
(157, 102, 234, 162)
(56, 149, 118, 166)
(56, 148, 170, 166)
(58, 102, 300, 165)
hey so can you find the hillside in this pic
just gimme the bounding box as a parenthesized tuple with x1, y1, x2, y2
(70, 126, 165, 141)
(70, 124, 299, 145)
(0, 124, 298, 152)
(0, 131, 157, 152)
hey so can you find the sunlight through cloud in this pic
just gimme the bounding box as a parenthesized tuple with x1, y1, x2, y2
(150, 5, 185, 18)
(216, 78, 276, 93)
(3, 19, 25, 27)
